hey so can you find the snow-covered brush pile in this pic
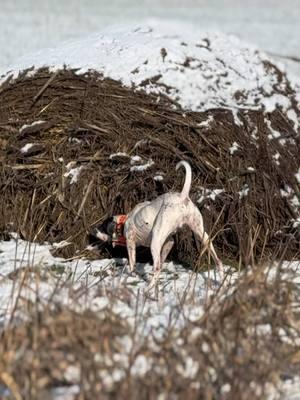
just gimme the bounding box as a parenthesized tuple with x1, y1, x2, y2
(1, 24, 299, 115)
(0, 258, 299, 400)
(0, 66, 299, 264)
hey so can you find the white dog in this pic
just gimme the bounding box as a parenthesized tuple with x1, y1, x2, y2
(93, 161, 223, 288)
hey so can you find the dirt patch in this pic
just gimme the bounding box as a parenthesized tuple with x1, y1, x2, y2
(0, 68, 299, 265)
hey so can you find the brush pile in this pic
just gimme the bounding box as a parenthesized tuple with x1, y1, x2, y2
(0, 66, 299, 265)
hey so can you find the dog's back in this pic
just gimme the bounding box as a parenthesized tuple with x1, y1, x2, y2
(125, 162, 193, 246)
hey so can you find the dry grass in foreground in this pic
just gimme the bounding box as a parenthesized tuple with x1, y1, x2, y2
(0, 262, 300, 400)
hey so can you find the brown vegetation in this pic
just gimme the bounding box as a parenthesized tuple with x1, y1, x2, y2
(0, 264, 299, 399)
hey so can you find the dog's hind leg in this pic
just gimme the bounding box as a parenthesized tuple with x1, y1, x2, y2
(147, 238, 163, 290)
(147, 237, 174, 290)
(147, 208, 175, 289)
(161, 238, 174, 265)
(188, 206, 224, 278)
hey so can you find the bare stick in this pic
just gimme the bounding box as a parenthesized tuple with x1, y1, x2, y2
(31, 71, 59, 105)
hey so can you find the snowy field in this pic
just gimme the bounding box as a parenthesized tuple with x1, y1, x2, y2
(0, 235, 230, 332)
(1, 0, 300, 77)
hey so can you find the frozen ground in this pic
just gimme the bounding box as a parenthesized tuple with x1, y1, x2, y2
(0, 235, 232, 334)
(1, 235, 300, 332)
(1, 0, 300, 77)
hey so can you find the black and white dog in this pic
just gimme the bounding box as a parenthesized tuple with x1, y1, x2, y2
(92, 161, 223, 288)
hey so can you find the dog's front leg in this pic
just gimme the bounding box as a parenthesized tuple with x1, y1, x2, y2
(126, 227, 137, 273)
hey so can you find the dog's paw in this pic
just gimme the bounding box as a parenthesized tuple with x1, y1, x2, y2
(127, 270, 138, 278)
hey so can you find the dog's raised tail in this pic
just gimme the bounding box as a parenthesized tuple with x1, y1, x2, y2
(176, 161, 192, 199)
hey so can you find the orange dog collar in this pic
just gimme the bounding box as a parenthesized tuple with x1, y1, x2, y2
(112, 215, 128, 247)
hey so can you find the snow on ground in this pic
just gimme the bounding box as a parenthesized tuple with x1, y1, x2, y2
(0, 235, 233, 335)
(1, 235, 300, 336)
(1, 22, 298, 117)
